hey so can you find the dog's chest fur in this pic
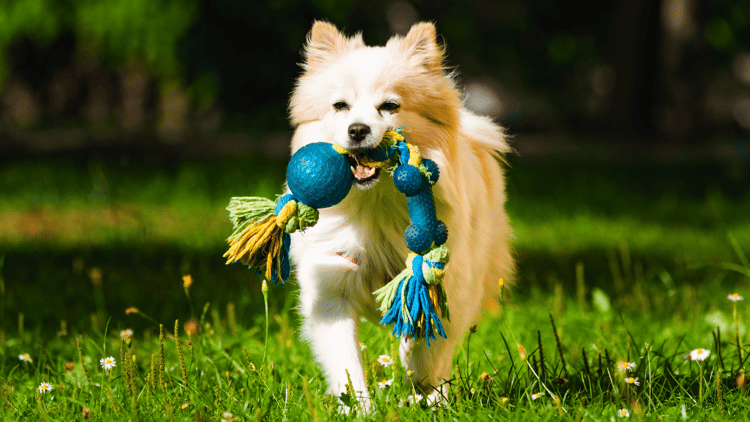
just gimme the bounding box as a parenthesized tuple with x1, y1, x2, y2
(290, 173, 413, 319)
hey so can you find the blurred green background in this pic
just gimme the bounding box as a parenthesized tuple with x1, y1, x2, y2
(0, 0, 749, 336)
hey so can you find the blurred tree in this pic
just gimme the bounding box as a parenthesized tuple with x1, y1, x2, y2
(0, 0, 749, 145)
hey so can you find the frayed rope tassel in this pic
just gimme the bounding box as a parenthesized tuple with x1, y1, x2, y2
(223, 194, 318, 286)
(375, 246, 450, 346)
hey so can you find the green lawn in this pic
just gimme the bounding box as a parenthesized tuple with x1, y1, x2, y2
(0, 154, 749, 420)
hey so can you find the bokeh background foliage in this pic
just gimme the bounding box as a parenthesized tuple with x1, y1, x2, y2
(2, 0, 750, 136)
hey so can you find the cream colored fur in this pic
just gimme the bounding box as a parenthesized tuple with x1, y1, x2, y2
(287, 21, 514, 408)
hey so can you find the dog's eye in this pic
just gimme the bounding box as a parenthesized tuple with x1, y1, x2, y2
(333, 101, 349, 111)
(378, 101, 400, 113)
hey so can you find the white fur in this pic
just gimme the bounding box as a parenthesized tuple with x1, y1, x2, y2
(287, 21, 514, 408)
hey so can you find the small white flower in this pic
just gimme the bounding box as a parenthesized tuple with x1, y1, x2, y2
(377, 379, 394, 389)
(181, 402, 189, 409)
(470, 387, 476, 395)
(616, 361, 636, 372)
(689, 348, 711, 361)
(728, 293, 744, 302)
(359, 342, 367, 351)
(531, 392, 544, 400)
(18, 353, 32, 363)
(377, 355, 393, 367)
(38, 382, 53, 393)
(618, 408, 630, 417)
(100, 356, 116, 370)
(624, 377, 640, 386)
(120, 329, 134, 338)
(405, 394, 423, 405)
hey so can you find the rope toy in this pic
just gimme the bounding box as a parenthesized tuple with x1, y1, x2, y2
(224, 128, 450, 345)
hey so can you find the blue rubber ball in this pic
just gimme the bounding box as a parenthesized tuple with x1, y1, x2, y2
(404, 223, 433, 254)
(393, 164, 425, 196)
(422, 159, 440, 185)
(286, 143, 353, 209)
(433, 220, 448, 246)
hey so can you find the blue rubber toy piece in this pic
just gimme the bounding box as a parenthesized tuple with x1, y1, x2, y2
(393, 164, 425, 196)
(422, 159, 440, 185)
(286, 143, 353, 209)
(404, 223, 433, 254)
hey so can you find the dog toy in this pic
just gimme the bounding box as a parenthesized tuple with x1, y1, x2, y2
(224, 128, 450, 345)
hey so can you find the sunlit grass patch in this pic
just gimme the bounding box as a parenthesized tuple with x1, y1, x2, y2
(1, 249, 750, 420)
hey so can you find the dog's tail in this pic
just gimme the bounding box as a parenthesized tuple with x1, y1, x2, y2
(459, 109, 512, 160)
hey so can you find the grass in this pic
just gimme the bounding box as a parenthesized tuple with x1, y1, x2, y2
(1, 153, 749, 419)
(1, 156, 749, 259)
(3, 250, 750, 420)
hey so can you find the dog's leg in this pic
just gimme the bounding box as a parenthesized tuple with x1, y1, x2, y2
(296, 252, 370, 411)
(399, 328, 459, 403)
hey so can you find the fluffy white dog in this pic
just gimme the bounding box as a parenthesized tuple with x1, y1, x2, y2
(287, 21, 514, 406)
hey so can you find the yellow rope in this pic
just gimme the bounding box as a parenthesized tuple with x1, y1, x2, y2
(276, 200, 297, 228)
(406, 143, 422, 167)
(223, 216, 280, 266)
(428, 285, 440, 310)
(385, 128, 404, 142)
(332, 144, 349, 155)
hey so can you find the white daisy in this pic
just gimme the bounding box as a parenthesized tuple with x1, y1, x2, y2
(531, 392, 544, 400)
(181, 402, 189, 409)
(38, 382, 53, 393)
(616, 361, 636, 372)
(377, 355, 393, 367)
(728, 293, 744, 302)
(689, 348, 711, 361)
(618, 408, 630, 417)
(18, 353, 32, 363)
(120, 329, 134, 338)
(624, 377, 640, 386)
(377, 379, 393, 389)
(100, 356, 116, 370)
(405, 394, 423, 405)
(359, 342, 367, 351)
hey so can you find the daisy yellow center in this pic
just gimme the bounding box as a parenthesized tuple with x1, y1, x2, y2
(697, 348, 703, 354)
(733, 294, 739, 299)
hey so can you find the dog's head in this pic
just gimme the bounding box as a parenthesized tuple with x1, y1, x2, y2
(289, 21, 461, 188)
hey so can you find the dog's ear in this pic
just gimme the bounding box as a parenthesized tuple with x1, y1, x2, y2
(304, 21, 363, 68)
(403, 22, 443, 73)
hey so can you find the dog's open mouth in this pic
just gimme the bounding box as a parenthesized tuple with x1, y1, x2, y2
(345, 152, 381, 187)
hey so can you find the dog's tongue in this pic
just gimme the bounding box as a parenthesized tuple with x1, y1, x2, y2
(352, 164, 376, 180)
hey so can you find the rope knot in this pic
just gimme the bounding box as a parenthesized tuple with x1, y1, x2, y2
(276, 199, 297, 229)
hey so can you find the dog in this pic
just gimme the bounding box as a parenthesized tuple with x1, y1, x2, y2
(287, 21, 514, 406)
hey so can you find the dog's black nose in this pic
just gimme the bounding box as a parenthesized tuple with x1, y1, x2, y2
(348, 123, 371, 142)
